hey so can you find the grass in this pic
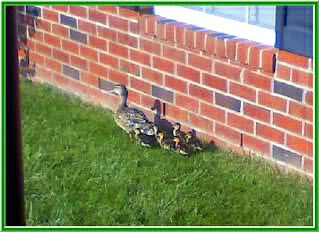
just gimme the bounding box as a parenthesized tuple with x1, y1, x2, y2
(20, 79, 312, 226)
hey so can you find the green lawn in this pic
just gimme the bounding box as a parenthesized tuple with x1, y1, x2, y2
(21, 80, 312, 226)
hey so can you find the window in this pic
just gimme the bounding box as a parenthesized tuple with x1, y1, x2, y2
(154, 6, 276, 46)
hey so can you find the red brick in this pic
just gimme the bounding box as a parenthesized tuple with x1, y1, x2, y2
(138, 15, 147, 35)
(89, 62, 108, 77)
(81, 71, 99, 87)
(118, 32, 138, 48)
(215, 62, 241, 81)
(188, 54, 212, 72)
(166, 23, 175, 43)
(89, 35, 107, 51)
(52, 49, 69, 64)
(43, 9, 59, 22)
(145, 16, 156, 36)
(177, 64, 200, 83)
(215, 123, 241, 146)
(229, 82, 256, 102)
(98, 27, 117, 41)
(109, 69, 128, 86)
(215, 38, 226, 58)
(70, 55, 88, 70)
(227, 113, 254, 133)
(248, 44, 269, 69)
(36, 43, 52, 56)
(258, 92, 287, 112)
(261, 49, 276, 73)
(119, 60, 140, 76)
(305, 91, 313, 106)
(200, 103, 225, 123)
(118, 7, 139, 18)
(153, 57, 174, 74)
(109, 15, 129, 31)
(141, 95, 156, 109)
(156, 21, 166, 41)
(140, 39, 161, 55)
(26, 40, 35, 52)
(202, 73, 227, 92)
(237, 41, 252, 64)
(175, 23, 186, 46)
(303, 158, 313, 174)
(79, 20, 97, 35)
(243, 103, 270, 123)
(29, 51, 45, 65)
(273, 113, 302, 134)
(52, 24, 69, 38)
(244, 71, 272, 91)
(243, 135, 270, 156)
(129, 21, 139, 34)
(195, 30, 207, 51)
(33, 31, 44, 42)
(69, 6, 87, 18)
(287, 134, 313, 157)
(163, 46, 186, 63)
(225, 39, 236, 60)
(129, 49, 151, 66)
(304, 123, 313, 139)
(44, 33, 61, 48)
(37, 19, 51, 32)
(109, 42, 128, 58)
(189, 113, 213, 133)
(166, 104, 189, 123)
(51, 6, 68, 12)
(130, 77, 151, 94)
(52, 73, 68, 87)
(176, 94, 199, 113)
(45, 57, 61, 73)
(189, 85, 213, 103)
(142, 67, 163, 85)
(100, 53, 118, 69)
(289, 101, 313, 122)
(291, 69, 313, 88)
(62, 40, 79, 55)
(276, 64, 291, 80)
(185, 28, 195, 48)
(37, 66, 52, 81)
(80, 46, 98, 61)
(256, 123, 284, 144)
(97, 6, 118, 14)
(278, 50, 308, 68)
(165, 75, 187, 93)
(89, 9, 106, 24)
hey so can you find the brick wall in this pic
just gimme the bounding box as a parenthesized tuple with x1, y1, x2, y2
(17, 6, 314, 176)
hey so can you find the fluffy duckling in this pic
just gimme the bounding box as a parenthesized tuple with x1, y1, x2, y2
(185, 132, 203, 151)
(172, 123, 187, 142)
(133, 128, 158, 147)
(156, 131, 175, 151)
(173, 137, 193, 157)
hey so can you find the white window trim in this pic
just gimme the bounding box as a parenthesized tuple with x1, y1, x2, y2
(154, 6, 276, 46)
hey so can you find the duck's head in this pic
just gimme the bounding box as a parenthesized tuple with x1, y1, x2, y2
(109, 84, 128, 97)
(157, 132, 164, 140)
(134, 128, 141, 135)
(185, 132, 192, 139)
(173, 122, 181, 130)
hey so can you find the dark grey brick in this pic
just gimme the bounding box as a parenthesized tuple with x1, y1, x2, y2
(70, 29, 87, 44)
(215, 93, 241, 112)
(272, 145, 302, 168)
(99, 78, 114, 91)
(26, 6, 41, 17)
(273, 80, 303, 102)
(152, 86, 174, 103)
(60, 14, 77, 28)
(63, 65, 80, 80)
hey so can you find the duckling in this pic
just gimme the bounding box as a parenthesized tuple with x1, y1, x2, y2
(108, 84, 155, 135)
(133, 128, 158, 147)
(156, 131, 175, 151)
(185, 132, 203, 151)
(173, 137, 193, 157)
(172, 122, 187, 143)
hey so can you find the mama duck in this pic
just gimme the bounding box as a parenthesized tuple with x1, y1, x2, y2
(108, 84, 155, 136)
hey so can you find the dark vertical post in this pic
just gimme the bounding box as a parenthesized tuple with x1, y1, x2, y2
(6, 6, 26, 226)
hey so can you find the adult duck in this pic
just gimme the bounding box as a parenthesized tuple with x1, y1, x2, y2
(108, 84, 155, 135)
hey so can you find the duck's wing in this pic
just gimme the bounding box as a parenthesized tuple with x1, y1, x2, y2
(123, 107, 155, 135)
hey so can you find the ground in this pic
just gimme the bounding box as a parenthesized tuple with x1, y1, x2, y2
(21, 79, 312, 226)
